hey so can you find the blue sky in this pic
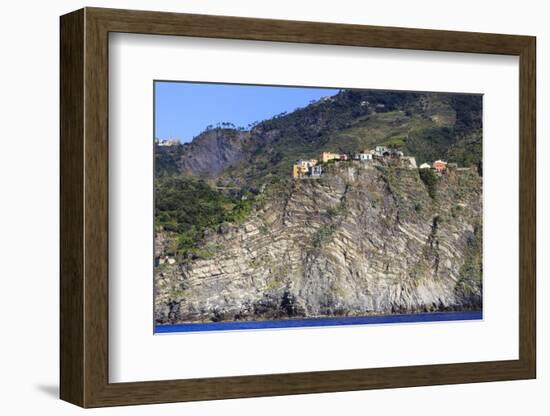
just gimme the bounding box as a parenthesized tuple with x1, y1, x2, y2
(154, 81, 339, 143)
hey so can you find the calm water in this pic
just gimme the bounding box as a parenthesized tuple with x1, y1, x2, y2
(155, 310, 482, 333)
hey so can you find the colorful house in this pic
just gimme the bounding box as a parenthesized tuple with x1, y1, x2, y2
(292, 164, 302, 179)
(433, 160, 447, 173)
(293, 159, 318, 178)
(321, 152, 340, 163)
(300, 159, 317, 172)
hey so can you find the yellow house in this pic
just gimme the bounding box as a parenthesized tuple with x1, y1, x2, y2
(293, 159, 318, 178)
(292, 164, 302, 178)
(321, 152, 340, 163)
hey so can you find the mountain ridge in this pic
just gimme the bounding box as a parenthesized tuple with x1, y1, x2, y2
(156, 89, 482, 189)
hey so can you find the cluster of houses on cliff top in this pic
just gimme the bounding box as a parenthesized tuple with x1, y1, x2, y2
(293, 146, 412, 179)
(292, 145, 458, 179)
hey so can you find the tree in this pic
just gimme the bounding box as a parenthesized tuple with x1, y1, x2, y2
(419, 168, 438, 199)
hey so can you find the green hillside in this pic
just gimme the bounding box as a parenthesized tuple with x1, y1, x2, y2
(155, 88, 482, 259)
(215, 89, 481, 188)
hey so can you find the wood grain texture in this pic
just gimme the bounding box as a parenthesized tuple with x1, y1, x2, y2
(83, 10, 110, 406)
(518, 38, 536, 376)
(89, 7, 532, 54)
(59, 7, 537, 408)
(59, 8, 85, 407)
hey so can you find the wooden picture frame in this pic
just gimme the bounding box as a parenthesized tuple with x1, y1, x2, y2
(60, 7, 536, 408)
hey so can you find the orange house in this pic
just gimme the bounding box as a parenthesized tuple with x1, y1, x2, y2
(432, 160, 447, 173)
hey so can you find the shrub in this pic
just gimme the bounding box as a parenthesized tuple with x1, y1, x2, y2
(155, 175, 257, 257)
(418, 168, 438, 199)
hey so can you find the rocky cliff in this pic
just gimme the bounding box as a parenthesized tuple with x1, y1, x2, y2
(155, 161, 482, 324)
(156, 128, 251, 177)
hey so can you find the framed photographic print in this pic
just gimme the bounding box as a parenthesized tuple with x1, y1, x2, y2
(152, 81, 484, 334)
(60, 7, 536, 408)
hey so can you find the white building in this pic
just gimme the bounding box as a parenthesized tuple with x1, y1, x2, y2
(375, 146, 388, 156)
(419, 163, 431, 169)
(297, 159, 318, 173)
(358, 152, 373, 161)
(157, 139, 180, 146)
(310, 165, 323, 177)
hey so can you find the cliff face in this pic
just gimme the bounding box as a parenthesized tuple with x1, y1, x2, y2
(156, 129, 251, 177)
(155, 161, 482, 324)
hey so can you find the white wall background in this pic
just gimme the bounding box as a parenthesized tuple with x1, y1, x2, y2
(0, 0, 546, 414)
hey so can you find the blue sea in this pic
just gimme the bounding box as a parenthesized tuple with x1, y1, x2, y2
(155, 310, 482, 333)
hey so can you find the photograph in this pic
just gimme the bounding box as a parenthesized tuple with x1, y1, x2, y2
(153, 82, 483, 333)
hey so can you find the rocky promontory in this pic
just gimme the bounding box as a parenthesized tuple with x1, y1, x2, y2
(155, 161, 482, 324)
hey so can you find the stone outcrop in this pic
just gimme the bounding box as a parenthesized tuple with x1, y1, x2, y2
(158, 128, 251, 177)
(155, 162, 482, 324)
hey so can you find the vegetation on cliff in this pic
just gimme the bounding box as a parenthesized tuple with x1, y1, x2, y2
(155, 89, 482, 260)
(153, 88, 483, 324)
(155, 176, 256, 257)
(155, 162, 482, 324)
